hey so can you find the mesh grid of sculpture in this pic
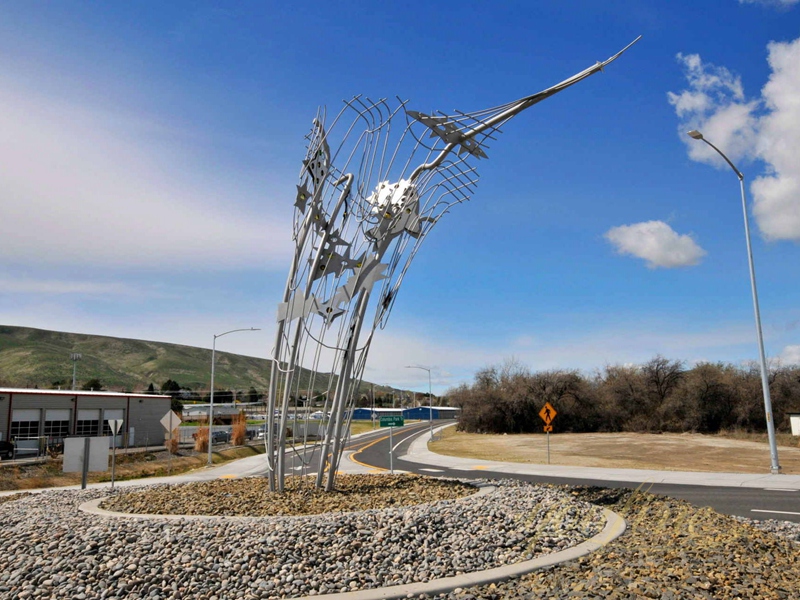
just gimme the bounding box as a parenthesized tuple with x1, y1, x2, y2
(266, 37, 641, 491)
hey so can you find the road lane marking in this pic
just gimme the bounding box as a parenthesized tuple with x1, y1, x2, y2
(218, 474, 238, 479)
(762, 488, 798, 492)
(751, 509, 800, 516)
(419, 468, 443, 473)
(348, 422, 431, 469)
(471, 466, 489, 470)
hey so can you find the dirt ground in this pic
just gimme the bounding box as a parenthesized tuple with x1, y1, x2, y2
(429, 428, 800, 474)
(0, 443, 265, 491)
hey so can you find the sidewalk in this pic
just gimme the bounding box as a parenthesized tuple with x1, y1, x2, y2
(402, 425, 800, 491)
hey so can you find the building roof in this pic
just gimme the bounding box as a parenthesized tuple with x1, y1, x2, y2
(0, 387, 170, 399)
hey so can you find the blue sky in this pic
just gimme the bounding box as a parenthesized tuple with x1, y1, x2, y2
(1, 0, 799, 394)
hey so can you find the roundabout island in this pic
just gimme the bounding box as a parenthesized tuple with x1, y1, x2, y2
(2, 474, 619, 599)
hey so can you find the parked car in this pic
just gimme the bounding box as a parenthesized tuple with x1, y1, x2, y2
(0, 441, 14, 460)
(211, 430, 231, 444)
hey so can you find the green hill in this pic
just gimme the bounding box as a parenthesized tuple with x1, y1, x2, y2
(0, 325, 395, 399)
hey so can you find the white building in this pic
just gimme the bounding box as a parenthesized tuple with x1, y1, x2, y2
(0, 387, 171, 449)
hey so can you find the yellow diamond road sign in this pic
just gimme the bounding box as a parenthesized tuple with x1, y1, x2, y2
(539, 402, 557, 425)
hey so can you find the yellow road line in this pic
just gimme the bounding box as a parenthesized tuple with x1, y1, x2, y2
(348, 422, 431, 469)
(348, 434, 390, 469)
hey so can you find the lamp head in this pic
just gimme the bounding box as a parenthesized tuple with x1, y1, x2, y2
(687, 130, 704, 140)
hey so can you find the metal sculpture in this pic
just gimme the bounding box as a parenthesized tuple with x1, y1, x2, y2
(266, 37, 641, 491)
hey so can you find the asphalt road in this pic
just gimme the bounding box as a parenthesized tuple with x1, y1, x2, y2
(352, 422, 800, 524)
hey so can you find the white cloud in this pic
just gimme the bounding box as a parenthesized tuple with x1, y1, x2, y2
(0, 302, 272, 363)
(669, 42, 800, 242)
(0, 73, 294, 270)
(360, 318, 772, 392)
(604, 220, 706, 268)
(2, 298, 787, 394)
(751, 38, 800, 241)
(0, 278, 144, 296)
(739, 0, 799, 7)
(780, 345, 800, 365)
(668, 53, 758, 168)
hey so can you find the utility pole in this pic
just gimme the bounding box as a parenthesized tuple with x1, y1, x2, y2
(70, 353, 82, 390)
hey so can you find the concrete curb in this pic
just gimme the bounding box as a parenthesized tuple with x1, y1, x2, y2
(79, 482, 624, 600)
(293, 507, 626, 600)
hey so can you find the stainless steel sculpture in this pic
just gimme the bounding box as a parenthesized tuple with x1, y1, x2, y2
(267, 37, 640, 491)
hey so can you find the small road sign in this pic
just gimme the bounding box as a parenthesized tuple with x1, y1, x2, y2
(380, 415, 404, 428)
(107, 419, 123, 435)
(543, 425, 553, 433)
(160, 411, 182, 432)
(539, 402, 557, 425)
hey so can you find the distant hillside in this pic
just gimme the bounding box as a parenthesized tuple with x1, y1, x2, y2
(0, 325, 395, 398)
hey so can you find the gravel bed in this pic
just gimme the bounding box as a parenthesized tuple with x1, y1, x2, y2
(100, 473, 476, 516)
(428, 486, 800, 600)
(0, 475, 605, 599)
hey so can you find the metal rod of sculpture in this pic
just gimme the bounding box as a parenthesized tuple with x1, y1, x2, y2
(266, 37, 641, 491)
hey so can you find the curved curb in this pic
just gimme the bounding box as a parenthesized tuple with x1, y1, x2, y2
(292, 507, 626, 600)
(78, 487, 625, 600)
(78, 482, 496, 521)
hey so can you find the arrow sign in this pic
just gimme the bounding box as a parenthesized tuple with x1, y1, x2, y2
(538, 402, 557, 425)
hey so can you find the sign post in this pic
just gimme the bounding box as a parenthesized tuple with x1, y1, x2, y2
(107, 419, 124, 488)
(380, 415, 404, 474)
(81, 437, 90, 490)
(160, 411, 182, 475)
(538, 402, 557, 465)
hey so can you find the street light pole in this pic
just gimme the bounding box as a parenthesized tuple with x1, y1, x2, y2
(207, 327, 261, 466)
(406, 365, 433, 441)
(687, 130, 781, 474)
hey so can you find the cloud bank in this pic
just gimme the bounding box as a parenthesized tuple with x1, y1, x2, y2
(780, 345, 800, 365)
(0, 73, 293, 271)
(739, 0, 799, 7)
(669, 39, 800, 243)
(604, 220, 706, 268)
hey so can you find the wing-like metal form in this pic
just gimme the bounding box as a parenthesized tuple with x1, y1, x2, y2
(265, 37, 641, 491)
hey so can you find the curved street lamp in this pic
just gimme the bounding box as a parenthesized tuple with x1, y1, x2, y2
(687, 130, 780, 474)
(207, 327, 261, 466)
(405, 365, 433, 441)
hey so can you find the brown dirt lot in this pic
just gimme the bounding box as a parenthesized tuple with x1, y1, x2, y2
(429, 427, 800, 474)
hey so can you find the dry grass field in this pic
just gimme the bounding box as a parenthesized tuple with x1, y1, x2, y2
(429, 427, 800, 474)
